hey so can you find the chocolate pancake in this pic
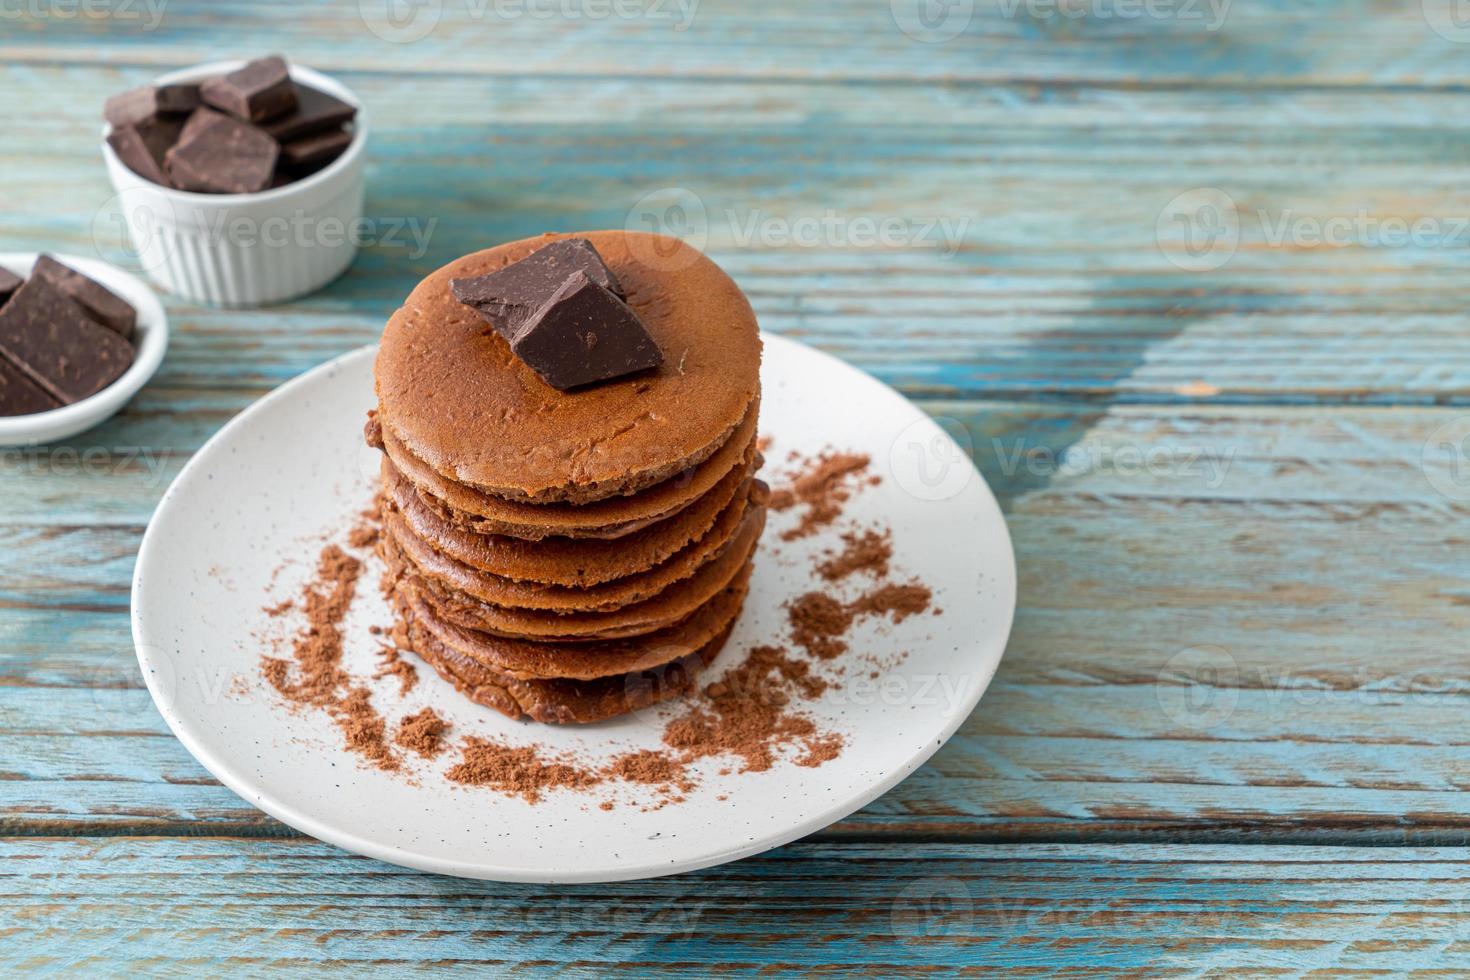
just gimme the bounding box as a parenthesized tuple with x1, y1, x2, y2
(375, 401, 758, 541)
(382, 478, 764, 614)
(375, 230, 762, 505)
(381, 441, 757, 587)
(397, 595, 737, 725)
(401, 559, 752, 682)
(383, 505, 765, 641)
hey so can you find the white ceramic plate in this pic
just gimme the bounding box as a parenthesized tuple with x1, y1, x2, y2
(132, 334, 1015, 883)
(0, 253, 167, 446)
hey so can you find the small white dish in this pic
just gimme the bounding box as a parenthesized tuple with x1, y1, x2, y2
(132, 335, 1016, 883)
(0, 252, 168, 447)
(100, 61, 369, 308)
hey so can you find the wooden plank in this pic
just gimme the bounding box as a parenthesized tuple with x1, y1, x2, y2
(12, 686, 1470, 842)
(3, 839, 1470, 973)
(3, 0, 1469, 88)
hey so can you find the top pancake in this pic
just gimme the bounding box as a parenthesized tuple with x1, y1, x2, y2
(375, 230, 763, 505)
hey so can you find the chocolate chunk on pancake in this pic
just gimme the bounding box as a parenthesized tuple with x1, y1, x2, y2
(374, 230, 761, 505)
(450, 236, 626, 340)
(0, 265, 21, 305)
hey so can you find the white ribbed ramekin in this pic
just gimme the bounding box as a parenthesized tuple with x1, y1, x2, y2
(101, 61, 369, 308)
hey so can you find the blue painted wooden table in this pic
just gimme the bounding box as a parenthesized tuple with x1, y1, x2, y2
(6, 0, 1470, 972)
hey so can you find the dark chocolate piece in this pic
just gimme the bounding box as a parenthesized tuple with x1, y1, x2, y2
(106, 115, 185, 189)
(259, 84, 356, 142)
(103, 83, 200, 128)
(280, 126, 352, 168)
(0, 277, 135, 405)
(0, 354, 61, 417)
(510, 270, 662, 390)
(32, 255, 137, 340)
(175, 105, 217, 144)
(0, 265, 21, 307)
(200, 56, 298, 123)
(165, 108, 279, 194)
(450, 238, 625, 338)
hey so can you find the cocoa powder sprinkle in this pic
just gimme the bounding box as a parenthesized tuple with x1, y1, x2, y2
(787, 582, 932, 659)
(335, 687, 399, 771)
(374, 644, 418, 695)
(770, 451, 871, 541)
(395, 707, 450, 758)
(663, 644, 838, 773)
(447, 738, 600, 804)
(444, 643, 843, 804)
(261, 541, 401, 772)
(818, 527, 892, 582)
(787, 592, 854, 660)
(852, 582, 933, 623)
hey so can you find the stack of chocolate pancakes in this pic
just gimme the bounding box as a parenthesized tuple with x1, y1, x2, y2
(369, 231, 765, 724)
